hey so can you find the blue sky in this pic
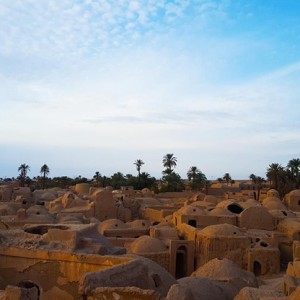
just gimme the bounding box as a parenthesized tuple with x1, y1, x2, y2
(0, 0, 300, 180)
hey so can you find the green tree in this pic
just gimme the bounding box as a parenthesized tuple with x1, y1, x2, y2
(162, 153, 177, 175)
(287, 158, 300, 188)
(266, 163, 284, 190)
(134, 159, 144, 189)
(223, 173, 232, 186)
(110, 172, 126, 189)
(249, 174, 266, 201)
(161, 173, 184, 192)
(40, 164, 50, 189)
(93, 171, 101, 187)
(18, 163, 30, 187)
(187, 166, 207, 190)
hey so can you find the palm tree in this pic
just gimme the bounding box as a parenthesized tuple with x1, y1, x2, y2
(266, 163, 284, 190)
(162, 153, 177, 175)
(93, 171, 101, 187)
(249, 174, 266, 200)
(187, 166, 207, 190)
(187, 166, 199, 181)
(287, 158, 300, 188)
(134, 159, 144, 189)
(40, 164, 50, 189)
(18, 163, 30, 186)
(223, 173, 232, 186)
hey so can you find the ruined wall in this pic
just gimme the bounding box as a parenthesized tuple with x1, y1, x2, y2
(0, 247, 132, 299)
(196, 235, 251, 268)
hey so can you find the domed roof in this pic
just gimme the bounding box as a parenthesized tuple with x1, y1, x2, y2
(240, 199, 260, 209)
(208, 207, 234, 216)
(262, 198, 286, 210)
(216, 199, 235, 208)
(154, 226, 179, 239)
(269, 209, 295, 218)
(27, 205, 50, 215)
(129, 236, 168, 253)
(203, 195, 217, 205)
(141, 188, 152, 194)
(199, 224, 244, 237)
(289, 189, 300, 197)
(40, 192, 57, 201)
(192, 258, 257, 286)
(177, 205, 206, 216)
(127, 219, 150, 228)
(267, 189, 279, 198)
(98, 218, 127, 234)
(190, 192, 206, 202)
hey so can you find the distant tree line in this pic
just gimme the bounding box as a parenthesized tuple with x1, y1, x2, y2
(1, 157, 298, 196)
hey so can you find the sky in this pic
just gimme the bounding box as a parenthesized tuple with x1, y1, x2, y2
(0, 0, 300, 180)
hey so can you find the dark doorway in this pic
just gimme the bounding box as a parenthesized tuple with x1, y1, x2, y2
(188, 219, 197, 227)
(18, 281, 40, 299)
(227, 204, 244, 214)
(253, 261, 262, 276)
(175, 246, 187, 279)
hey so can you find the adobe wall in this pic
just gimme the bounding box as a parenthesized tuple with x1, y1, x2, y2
(196, 235, 251, 268)
(137, 252, 170, 272)
(0, 247, 132, 299)
(143, 208, 176, 222)
(175, 214, 237, 228)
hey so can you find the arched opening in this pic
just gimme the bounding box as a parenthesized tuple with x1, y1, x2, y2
(227, 204, 244, 214)
(175, 246, 187, 279)
(18, 281, 40, 299)
(188, 219, 197, 228)
(151, 274, 162, 288)
(253, 261, 262, 276)
(24, 225, 69, 235)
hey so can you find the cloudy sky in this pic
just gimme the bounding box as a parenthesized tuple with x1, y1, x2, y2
(0, 0, 300, 180)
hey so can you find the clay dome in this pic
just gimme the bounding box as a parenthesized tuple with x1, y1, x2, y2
(208, 207, 234, 216)
(203, 195, 217, 205)
(199, 224, 244, 237)
(26, 205, 49, 215)
(269, 209, 295, 218)
(240, 199, 260, 209)
(190, 192, 206, 202)
(267, 189, 279, 198)
(98, 218, 127, 234)
(40, 192, 57, 201)
(141, 188, 152, 196)
(129, 236, 168, 253)
(177, 205, 206, 215)
(262, 197, 287, 210)
(190, 201, 212, 208)
(127, 219, 150, 228)
(154, 226, 179, 239)
(192, 258, 257, 287)
(289, 189, 300, 197)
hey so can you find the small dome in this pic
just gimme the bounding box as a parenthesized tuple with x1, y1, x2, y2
(98, 219, 127, 234)
(208, 207, 234, 216)
(262, 198, 286, 210)
(267, 189, 279, 198)
(27, 205, 49, 215)
(269, 209, 295, 218)
(199, 224, 244, 237)
(190, 192, 206, 202)
(177, 205, 206, 215)
(127, 219, 150, 228)
(203, 195, 217, 205)
(129, 236, 168, 253)
(40, 192, 57, 201)
(289, 189, 300, 197)
(240, 199, 260, 209)
(192, 258, 257, 285)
